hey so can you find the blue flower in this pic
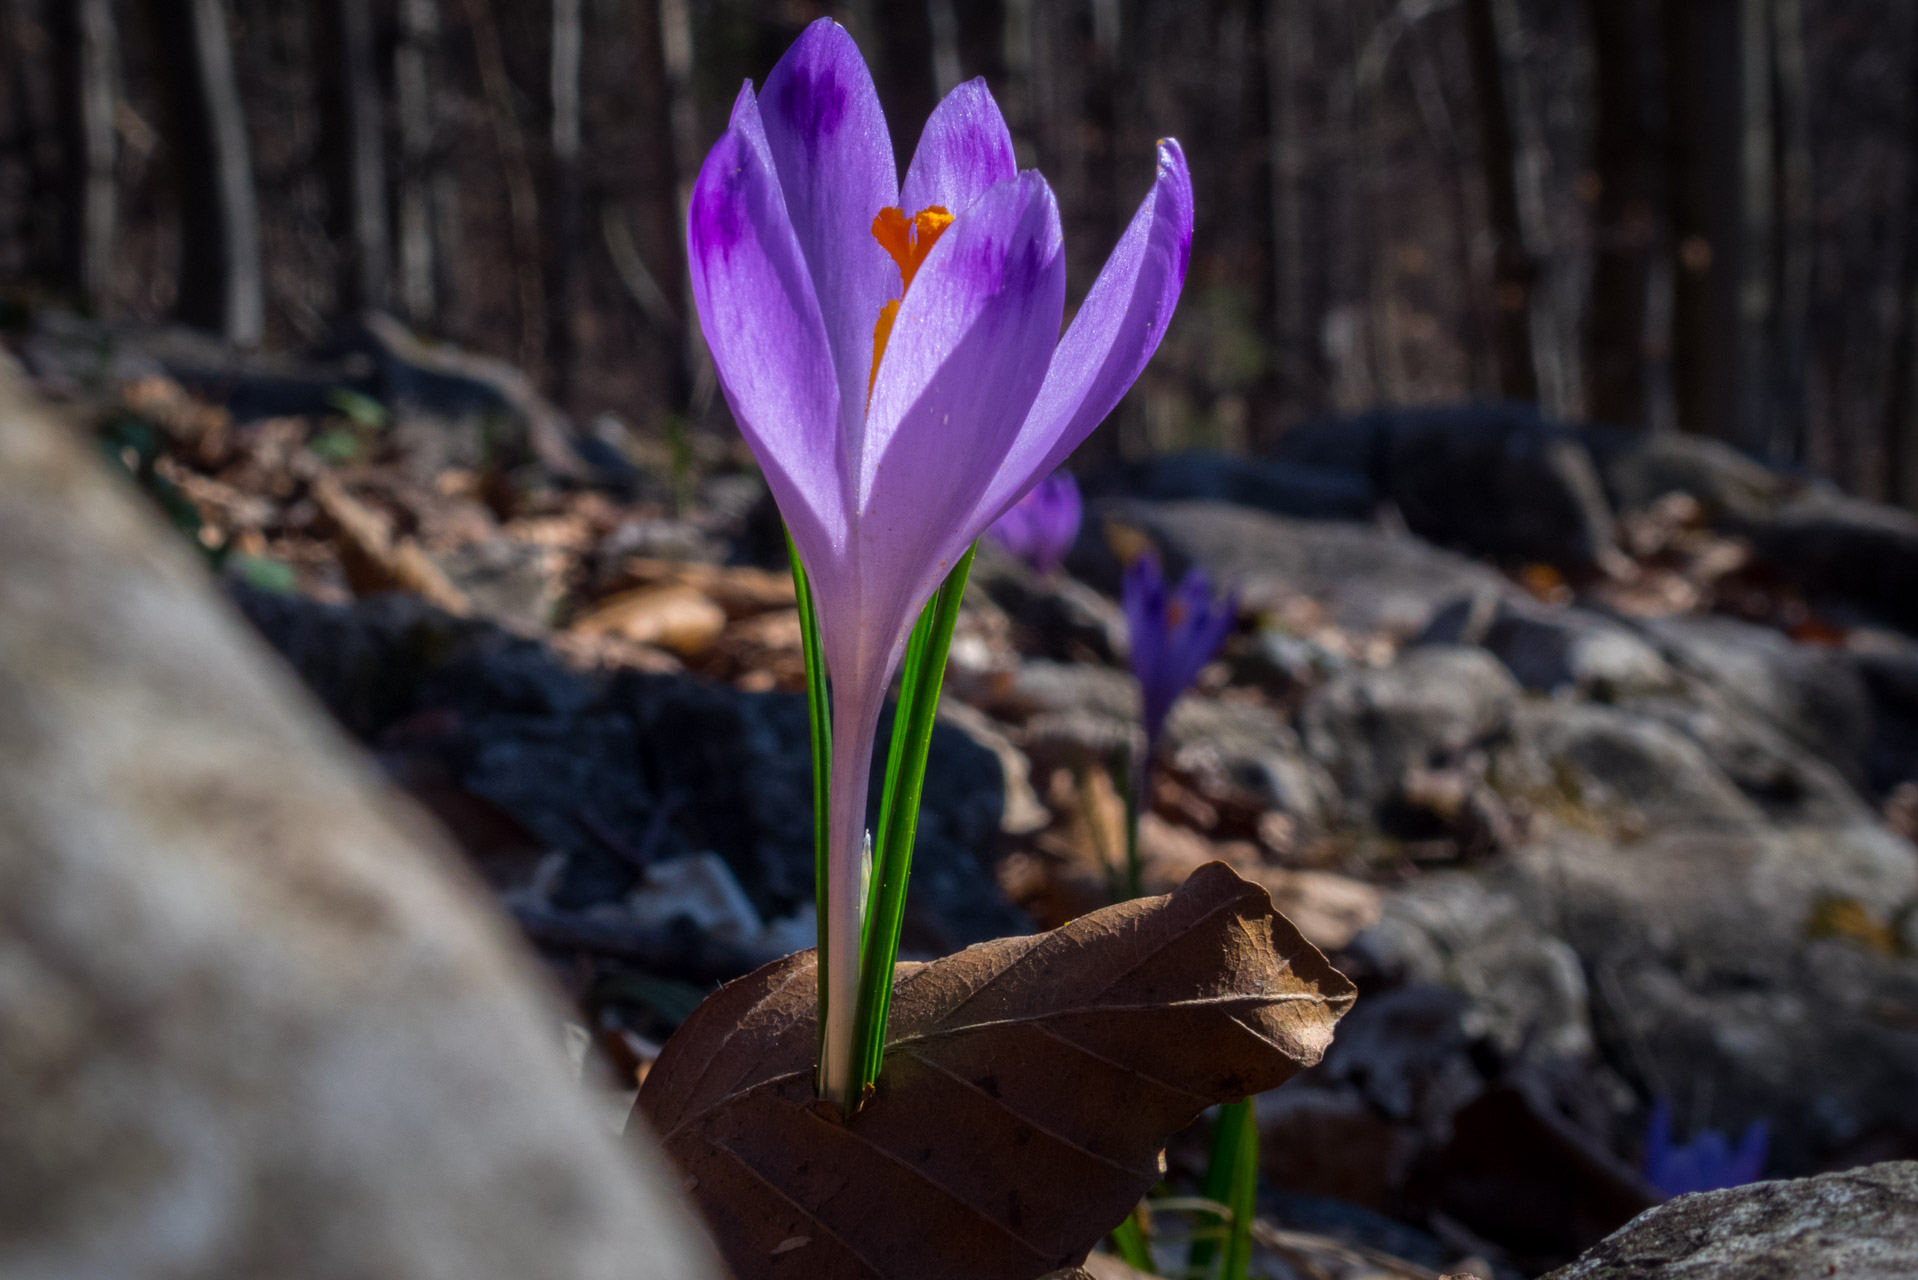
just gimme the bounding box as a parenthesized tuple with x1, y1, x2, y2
(1643, 1098, 1769, 1198)
(988, 470, 1082, 575)
(1123, 551, 1236, 753)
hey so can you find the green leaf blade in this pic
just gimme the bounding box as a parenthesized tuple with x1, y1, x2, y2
(851, 544, 977, 1095)
(785, 532, 833, 1091)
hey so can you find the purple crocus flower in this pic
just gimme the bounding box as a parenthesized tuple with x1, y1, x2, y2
(688, 19, 1192, 1107)
(988, 470, 1082, 575)
(1123, 551, 1237, 753)
(1643, 1098, 1770, 1198)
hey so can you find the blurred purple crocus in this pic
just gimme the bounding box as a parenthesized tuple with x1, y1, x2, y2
(988, 470, 1082, 574)
(1123, 551, 1237, 754)
(688, 18, 1192, 1108)
(1644, 1098, 1769, 1198)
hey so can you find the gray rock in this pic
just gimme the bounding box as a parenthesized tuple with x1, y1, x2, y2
(1274, 406, 1619, 570)
(1351, 874, 1596, 1067)
(987, 658, 1140, 724)
(1105, 448, 1377, 521)
(968, 540, 1128, 663)
(1502, 826, 1918, 1170)
(1851, 631, 1918, 792)
(1163, 696, 1342, 826)
(1543, 1162, 1918, 1280)
(1420, 593, 1678, 700)
(237, 590, 1029, 954)
(1301, 646, 1521, 811)
(1497, 701, 1766, 836)
(1080, 499, 1518, 637)
(0, 360, 720, 1279)
(1618, 687, 1873, 827)
(1741, 496, 1918, 635)
(435, 536, 564, 631)
(937, 699, 1051, 836)
(1635, 613, 1875, 786)
(1230, 628, 1351, 695)
(1580, 423, 1786, 522)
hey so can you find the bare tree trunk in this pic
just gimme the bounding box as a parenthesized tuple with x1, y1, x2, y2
(870, 0, 938, 168)
(1, 0, 64, 285)
(927, 0, 963, 95)
(1665, 0, 1771, 451)
(321, 0, 390, 314)
(548, 0, 583, 406)
(1405, 12, 1491, 400)
(953, 0, 1006, 84)
(1353, 0, 1402, 404)
(1323, 1, 1374, 413)
(394, 0, 441, 326)
(1265, 0, 1317, 421)
(1768, 0, 1812, 466)
(624, 0, 691, 412)
(1881, 15, 1918, 509)
(1582, 0, 1660, 427)
(157, 0, 264, 346)
(1465, 0, 1556, 407)
(459, 0, 545, 381)
(55, 0, 119, 314)
(656, 0, 705, 415)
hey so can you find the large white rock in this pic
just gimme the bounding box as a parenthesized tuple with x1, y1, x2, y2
(0, 358, 720, 1278)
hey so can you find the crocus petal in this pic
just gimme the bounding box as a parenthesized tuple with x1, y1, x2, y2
(1124, 553, 1170, 732)
(987, 471, 1076, 572)
(840, 171, 1066, 678)
(974, 138, 1195, 525)
(1041, 473, 1083, 547)
(900, 78, 1018, 218)
(1168, 568, 1234, 694)
(688, 86, 845, 565)
(757, 18, 900, 454)
(1731, 1121, 1770, 1184)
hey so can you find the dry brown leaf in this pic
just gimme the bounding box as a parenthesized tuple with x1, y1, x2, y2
(614, 556, 797, 618)
(636, 862, 1356, 1280)
(309, 470, 472, 615)
(569, 583, 726, 655)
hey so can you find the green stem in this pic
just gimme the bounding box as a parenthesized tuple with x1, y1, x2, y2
(1109, 1210, 1155, 1273)
(849, 544, 977, 1096)
(1189, 1099, 1258, 1279)
(786, 531, 833, 1093)
(1123, 736, 1148, 901)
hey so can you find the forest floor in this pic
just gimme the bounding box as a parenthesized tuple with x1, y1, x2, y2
(15, 310, 1918, 1280)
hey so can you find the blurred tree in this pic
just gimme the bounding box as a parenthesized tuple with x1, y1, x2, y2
(1767, 0, 1813, 465)
(155, 0, 263, 345)
(55, 0, 119, 316)
(549, 0, 584, 405)
(459, 0, 545, 378)
(1665, 0, 1770, 453)
(861, 0, 938, 168)
(1465, 0, 1560, 410)
(319, 0, 389, 314)
(394, 0, 443, 326)
(617, 0, 695, 416)
(1264, 0, 1321, 425)
(1881, 10, 1918, 509)
(1581, 0, 1660, 428)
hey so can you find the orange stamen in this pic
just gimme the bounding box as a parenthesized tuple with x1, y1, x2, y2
(869, 299, 900, 402)
(868, 204, 954, 402)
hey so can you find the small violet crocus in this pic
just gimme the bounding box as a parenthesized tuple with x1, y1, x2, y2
(988, 470, 1082, 574)
(1643, 1098, 1770, 1198)
(1123, 551, 1237, 755)
(688, 18, 1193, 1108)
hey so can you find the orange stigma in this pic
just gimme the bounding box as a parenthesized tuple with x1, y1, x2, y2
(869, 205, 953, 402)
